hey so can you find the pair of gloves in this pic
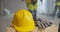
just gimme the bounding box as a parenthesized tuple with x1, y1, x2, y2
(36, 18, 53, 29)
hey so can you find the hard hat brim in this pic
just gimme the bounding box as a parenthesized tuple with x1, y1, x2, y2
(12, 22, 35, 31)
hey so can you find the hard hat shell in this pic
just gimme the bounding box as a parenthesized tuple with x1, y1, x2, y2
(12, 9, 35, 31)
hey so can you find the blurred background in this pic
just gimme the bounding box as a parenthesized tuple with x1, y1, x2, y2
(0, 0, 60, 32)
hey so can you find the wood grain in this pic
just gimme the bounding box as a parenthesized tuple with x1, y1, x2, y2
(6, 24, 58, 32)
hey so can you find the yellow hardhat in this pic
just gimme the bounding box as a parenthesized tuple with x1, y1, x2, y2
(12, 9, 35, 32)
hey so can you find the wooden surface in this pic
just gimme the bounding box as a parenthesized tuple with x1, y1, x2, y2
(6, 24, 58, 32)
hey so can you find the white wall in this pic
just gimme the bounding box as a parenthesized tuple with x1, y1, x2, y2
(47, 0, 55, 15)
(0, 0, 3, 16)
(5, 0, 27, 13)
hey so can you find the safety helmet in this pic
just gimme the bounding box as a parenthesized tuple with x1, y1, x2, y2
(12, 9, 35, 32)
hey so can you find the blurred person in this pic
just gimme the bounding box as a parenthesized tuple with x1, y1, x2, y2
(52, 0, 60, 18)
(25, 0, 37, 21)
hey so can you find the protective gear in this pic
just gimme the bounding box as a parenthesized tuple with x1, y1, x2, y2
(56, 0, 60, 6)
(56, 2, 60, 6)
(25, 0, 31, 3)
(12, 9, 35, 32)
(27, 3, 37, 11)
(26, 0, 37, 10)
(25, 0, 37, 21)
